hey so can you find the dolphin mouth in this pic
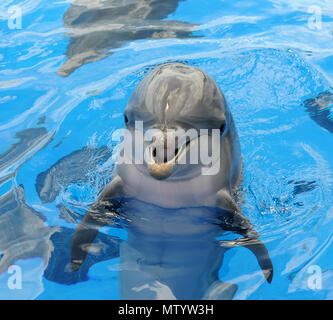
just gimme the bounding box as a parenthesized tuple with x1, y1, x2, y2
(147, 139, 191, 179)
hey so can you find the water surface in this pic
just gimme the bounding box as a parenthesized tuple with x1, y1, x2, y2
(0, 0, 333, 299)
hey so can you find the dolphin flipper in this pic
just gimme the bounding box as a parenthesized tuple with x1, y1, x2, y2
(203, 280, 238, 300)
(239, 238, 273, 283)
(220, 237, 273, 283)
(71, 175, 124, 270)
(45, 227, 121, 285)
(231, 211, 273, 283)
(216, 191, 273, 283)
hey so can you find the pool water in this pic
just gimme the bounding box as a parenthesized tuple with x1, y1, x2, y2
(0, 0, 333, 299)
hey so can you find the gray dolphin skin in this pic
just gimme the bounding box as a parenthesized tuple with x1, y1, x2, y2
(58, 0, 198, 77)
(71, 63, 273, 299)
(304, 91, 333, 134)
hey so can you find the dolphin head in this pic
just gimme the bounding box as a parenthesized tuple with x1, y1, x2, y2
(123, 63, 231, 180)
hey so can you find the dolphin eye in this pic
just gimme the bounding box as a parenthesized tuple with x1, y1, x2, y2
(124, 115, 129, 124)
(220, 123, 226, 135)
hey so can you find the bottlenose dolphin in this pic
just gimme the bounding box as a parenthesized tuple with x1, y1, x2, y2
(304, 91, 333, 134)
(71, 63, 273, 299)
(58, 0, 198, 76)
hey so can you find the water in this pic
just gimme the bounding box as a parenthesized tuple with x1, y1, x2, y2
(0, 0, 333, 299)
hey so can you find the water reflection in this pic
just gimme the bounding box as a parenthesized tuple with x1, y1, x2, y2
(0, 185, 55, 275)
(0, 184, 121, 285)
(0, 127, 49, 181)
(0, 131, 120, 285)
(36, 145, 112, 204)
(58, 0, 198, 76)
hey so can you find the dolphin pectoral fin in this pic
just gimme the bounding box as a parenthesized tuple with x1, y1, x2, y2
(70, 175, 124, 271)
(230, 211, 273, 283)
(70, 212, 104, 271)
(234, 238, 273, 283)
(203, 280, 238, 300)
(219, 237, 273, 284)
(216, 191, 273, 283)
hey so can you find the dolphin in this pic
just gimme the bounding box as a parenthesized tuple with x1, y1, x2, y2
(71, 63, 273, 299)
(58, 0, 198, 77)
(304, 91, 333, 134)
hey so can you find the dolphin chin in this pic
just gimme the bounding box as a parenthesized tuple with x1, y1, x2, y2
(148, 162, 175, 179)
(145, 132, 191, 179)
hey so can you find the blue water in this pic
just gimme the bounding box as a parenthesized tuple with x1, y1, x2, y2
(0, 0, 333, 299)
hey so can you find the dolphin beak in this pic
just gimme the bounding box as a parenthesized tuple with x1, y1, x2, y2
(145, 131, 190, 180)
(148, 162, 175, 179)
(147, 146, 179, 179)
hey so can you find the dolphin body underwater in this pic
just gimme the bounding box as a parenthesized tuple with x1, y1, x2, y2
(71, 63, 273, 299)
(58, 0, 197, 77)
